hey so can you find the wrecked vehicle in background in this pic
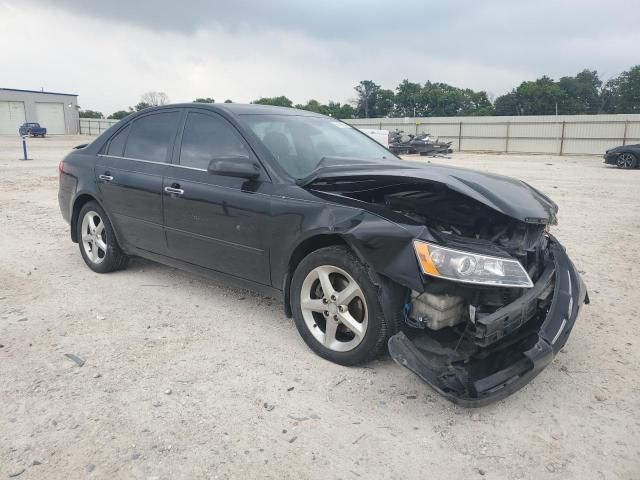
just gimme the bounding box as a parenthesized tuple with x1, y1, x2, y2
(58, 104, 588, 406)
(409, 132, 453, 156)
(388, 129, 415, 154)
(389, 129, 453, 156)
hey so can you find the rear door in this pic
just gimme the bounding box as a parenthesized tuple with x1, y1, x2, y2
(163, 110, 272, 285)
(96, 110, 182, 254)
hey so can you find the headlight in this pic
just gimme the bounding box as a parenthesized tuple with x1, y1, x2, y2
(413, 240, 533, 288)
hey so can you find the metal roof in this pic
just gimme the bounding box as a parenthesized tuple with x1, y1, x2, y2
(0, 87, 78, 97)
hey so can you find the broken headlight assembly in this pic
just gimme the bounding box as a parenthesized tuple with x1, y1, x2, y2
(413, 240, 534, 288)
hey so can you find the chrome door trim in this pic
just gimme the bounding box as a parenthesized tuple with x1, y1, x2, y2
(97, 154, 207, 172)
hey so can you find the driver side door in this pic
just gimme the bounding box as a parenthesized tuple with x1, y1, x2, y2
(163, 110, 273, 285)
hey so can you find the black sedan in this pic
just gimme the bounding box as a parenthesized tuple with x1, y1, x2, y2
(603, 144, 639, 169)
(58, 103, 588, 406)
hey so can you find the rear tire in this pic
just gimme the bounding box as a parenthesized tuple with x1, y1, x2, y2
(76, 201, 129, 273)
(291, 246, 396, 366)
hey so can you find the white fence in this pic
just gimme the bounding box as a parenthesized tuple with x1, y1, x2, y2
(79, 118, 120, 136)
(345, 114, 640, 156)
(79, 114, 640, 156)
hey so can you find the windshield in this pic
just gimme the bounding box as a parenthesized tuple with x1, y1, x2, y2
(241, 114, 395, 178)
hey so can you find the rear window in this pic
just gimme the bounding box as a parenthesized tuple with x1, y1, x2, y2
(106, 125, 130, 157)
(124, 112, 180, 162)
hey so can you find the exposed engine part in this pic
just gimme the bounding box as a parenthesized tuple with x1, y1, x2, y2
(409, 290, 466, 330)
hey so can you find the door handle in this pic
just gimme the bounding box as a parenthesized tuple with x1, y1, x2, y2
(98, 173, 113, 182)
(164, 186, 184, 196)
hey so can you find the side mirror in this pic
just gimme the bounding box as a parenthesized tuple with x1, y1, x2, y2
(207, 155, 261, 180)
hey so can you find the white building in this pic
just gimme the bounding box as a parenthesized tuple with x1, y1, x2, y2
(0, 88, 79, 135)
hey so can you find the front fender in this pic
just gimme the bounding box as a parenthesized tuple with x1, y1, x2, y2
(275, 194, 427, 296)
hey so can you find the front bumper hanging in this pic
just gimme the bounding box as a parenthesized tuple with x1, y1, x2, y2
(388, 238, 588, 407)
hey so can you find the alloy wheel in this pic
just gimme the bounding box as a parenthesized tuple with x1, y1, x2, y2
(618, 153, 635, 169)
(81, 211, 107, 264)
(299, 265, 368, 352)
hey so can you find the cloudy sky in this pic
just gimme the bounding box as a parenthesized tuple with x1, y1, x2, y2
(1, 0, 639, 115)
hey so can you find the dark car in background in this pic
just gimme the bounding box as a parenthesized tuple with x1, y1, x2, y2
(58, 103, 588, 406)
(604, 144, 639, 169)
(19, 122, 47, 137)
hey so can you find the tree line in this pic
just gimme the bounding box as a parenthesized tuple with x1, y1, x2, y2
(79, 65, 640, 120)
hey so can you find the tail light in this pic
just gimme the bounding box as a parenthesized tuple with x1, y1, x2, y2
(58, 160, 64, 177)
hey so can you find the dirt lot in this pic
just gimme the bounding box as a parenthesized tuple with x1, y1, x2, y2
(1, 135, 638, 480)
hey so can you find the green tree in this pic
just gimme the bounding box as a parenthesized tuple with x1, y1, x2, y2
(295, 99, 323, 113)
(496, 71, 602, 115)
(513, 76, 565, 115)
(224, 99, 233, 103)
(432, 83, 493, 116)
(463, 89, 495, 116)
(598, 79, 617, 114)
(293, 99, 356, 118)
(252, 96, 293, 107)
(338, 104, 356, 119)
(376, 89, 395, 117)
(354, 80, 381, 117)
(193, 97, 215, 103)
(494, 91, 521, 115)
(558, 70, 602, 114)
(319, 101, 356, 118)
(79, 109, 104, 119)
(422, 82, 464, 116)
(607, 65, 640, 113)
(107, 110, 131, 120)
(394, 80, 422, 116)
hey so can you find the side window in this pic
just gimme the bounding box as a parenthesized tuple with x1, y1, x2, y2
(106, 124, 130, 156)
(179, 112, 249, 170)
(124, 112, 180, 162)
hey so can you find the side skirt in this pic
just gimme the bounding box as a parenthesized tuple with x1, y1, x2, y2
(128, 246, 284, 301)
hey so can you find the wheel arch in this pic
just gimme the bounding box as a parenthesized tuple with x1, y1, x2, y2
(283, 232, 408, 346)
(70, 194, 115, 244)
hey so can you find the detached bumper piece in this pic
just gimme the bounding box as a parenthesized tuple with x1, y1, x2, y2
(388, 239, 588, 407)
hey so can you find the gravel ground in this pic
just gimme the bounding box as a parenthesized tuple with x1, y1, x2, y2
(0, 135, 638, 480)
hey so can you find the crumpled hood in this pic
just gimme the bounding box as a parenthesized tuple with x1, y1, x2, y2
(304, 162, 558, 224)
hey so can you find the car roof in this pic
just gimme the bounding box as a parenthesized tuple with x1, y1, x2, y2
(215, 103, 323, 116)
(147, 103, 326, 117)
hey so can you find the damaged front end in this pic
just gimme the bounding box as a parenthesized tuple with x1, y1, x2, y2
(306, 164, 588, 406)
(389, 237, 587, 406)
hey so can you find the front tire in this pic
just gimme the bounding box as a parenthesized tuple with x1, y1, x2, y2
(291, 246, 396, 366)
(76, 201, 129, 273)
(617, 152, 638, 169)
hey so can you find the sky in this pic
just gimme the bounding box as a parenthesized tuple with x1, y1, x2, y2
(1, 0, 639, 115)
